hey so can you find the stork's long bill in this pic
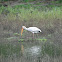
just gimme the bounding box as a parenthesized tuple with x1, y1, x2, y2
(21, 28, 23, 36)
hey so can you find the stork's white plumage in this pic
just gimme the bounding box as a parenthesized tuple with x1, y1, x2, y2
(21, 26, 42, 38)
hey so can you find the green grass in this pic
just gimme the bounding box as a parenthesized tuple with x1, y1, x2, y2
(0, 0, 62, 3)
(51, 1, 62, 4)
(0, 5, 62, 21)
(37, 37, 47, 42)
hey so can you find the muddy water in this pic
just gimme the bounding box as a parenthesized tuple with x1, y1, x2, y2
(0, 38, 62, 62)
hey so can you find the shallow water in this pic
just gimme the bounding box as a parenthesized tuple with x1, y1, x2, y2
(0, 38, 62, 62)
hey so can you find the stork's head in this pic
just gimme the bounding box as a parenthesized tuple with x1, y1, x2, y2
(21, 26, 26, 36)
(22, 26, 26, 29)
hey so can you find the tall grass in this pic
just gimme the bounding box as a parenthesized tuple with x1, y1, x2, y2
(0, 5, 62, 21)
(0, 5, 62, 33)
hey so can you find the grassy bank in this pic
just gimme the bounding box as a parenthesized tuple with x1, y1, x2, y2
(0, 4, 62, 20)
(0, 4, 62, 35)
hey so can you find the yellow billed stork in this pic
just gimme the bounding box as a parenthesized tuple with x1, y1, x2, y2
(21, 26, 42, 38)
